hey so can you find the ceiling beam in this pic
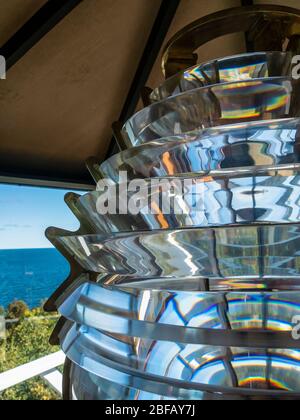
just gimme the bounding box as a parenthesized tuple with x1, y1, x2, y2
(0, 0, 83, 71)
(106, 0, 181, 157)
(241, 0, 254, 5)
(0, 0, 87, 189)
(0, 174, 93, 191)
(241, 0, 255, 51)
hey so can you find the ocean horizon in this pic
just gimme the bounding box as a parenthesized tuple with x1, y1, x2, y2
(0, 248, 70, 309)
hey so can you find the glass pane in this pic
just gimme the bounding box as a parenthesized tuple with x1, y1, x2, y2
(0, 183, 84, 400)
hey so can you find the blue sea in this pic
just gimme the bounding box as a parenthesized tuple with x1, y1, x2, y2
(0, 248, 70, 309)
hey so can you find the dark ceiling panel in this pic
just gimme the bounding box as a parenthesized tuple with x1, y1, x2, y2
(0, 0, 162, 185)
(0, 0, 47, 46)
(0, 0, 84, 71)
(254, 0, 300, 6)
(107, 0, 181, 157)
(1, 0, 299, 187)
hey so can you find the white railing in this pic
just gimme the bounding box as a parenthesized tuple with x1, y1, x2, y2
(0, 351, 65, 396)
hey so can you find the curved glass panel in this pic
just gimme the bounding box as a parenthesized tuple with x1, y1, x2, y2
(59, 282, 300, 334)
(51, 49, 300, 400)
(69, 361, 206, 400)
(69, 361, 299, 400)
(99, 119, 300, 182)
(58, 224, 300, 278)
(52, 275, 300, 314)
(150, 52, 292, 102)
(53, 275, 300, 314)
(78, 170, 300, 232)
(100, 274, 300, 292)
(63, 325, 300, 397)
(123, 78, 298, 147)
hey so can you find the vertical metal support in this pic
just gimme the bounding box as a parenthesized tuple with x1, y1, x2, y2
(112, 122, 129, 152)
(106, 0, 181, 157)
(241, 0, 255, 51)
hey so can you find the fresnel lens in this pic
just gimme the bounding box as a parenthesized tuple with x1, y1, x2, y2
(46, 5, 300, 400)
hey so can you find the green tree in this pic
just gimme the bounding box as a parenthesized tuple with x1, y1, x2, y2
(0, 306, 60, 400)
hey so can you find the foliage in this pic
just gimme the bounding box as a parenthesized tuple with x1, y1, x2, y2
(2, 378, 58, 401)
(0, 304, 60, 400)
(6, 300, 29, 320)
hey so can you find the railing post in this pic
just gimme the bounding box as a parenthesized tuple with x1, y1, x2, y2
(0, 55, 6, 79)
(0, 315, 6, 363)
(0, 351, 65, 393)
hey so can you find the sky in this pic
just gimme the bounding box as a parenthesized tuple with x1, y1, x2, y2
(0, 184, 84, 250)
